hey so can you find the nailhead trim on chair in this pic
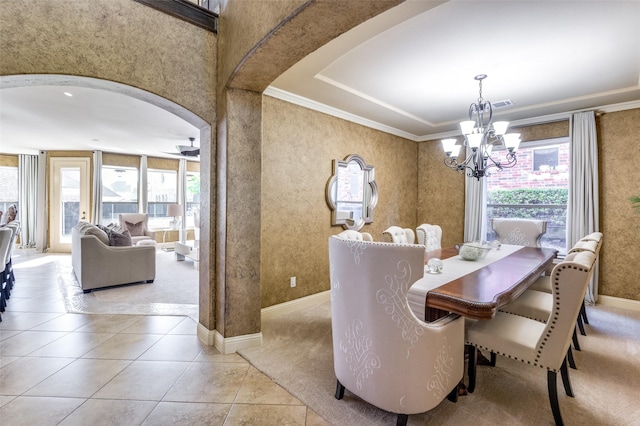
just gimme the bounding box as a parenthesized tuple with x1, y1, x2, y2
(467, 262, 591, 374)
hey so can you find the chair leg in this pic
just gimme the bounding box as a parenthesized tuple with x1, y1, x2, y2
(581, 299, 589, 325)
(467, 345, 477, 393)
(547, 370, 564, 426)
(560, 357, 574, 397)
(447, 383, 459, 403)
(572, 328, 581, 351)
(567, 346, 576, 370)
(577, 314, 586, 336)
(490, 352, 497, 367)
(335, 380, 345, 400)
(396, 414, 408, 426)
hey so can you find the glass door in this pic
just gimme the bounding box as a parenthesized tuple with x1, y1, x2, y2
(50, 157, 90, 252)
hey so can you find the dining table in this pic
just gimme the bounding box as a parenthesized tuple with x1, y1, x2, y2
(407, 244, 558, 321)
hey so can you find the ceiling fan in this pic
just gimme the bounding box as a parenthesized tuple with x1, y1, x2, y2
(175, 137, 200, 157)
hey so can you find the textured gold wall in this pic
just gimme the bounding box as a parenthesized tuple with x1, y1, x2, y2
(0, 154, 18, 167)
(417, 142, 465, 248)
(598, 108, 640, 300)
(0, 0, 216, 122)
(261, 96, 417, 307)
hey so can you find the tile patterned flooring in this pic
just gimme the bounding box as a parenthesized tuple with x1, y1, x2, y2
(0, 251, 329, 425)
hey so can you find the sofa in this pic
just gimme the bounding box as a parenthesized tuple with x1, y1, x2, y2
(71, 221, 156, 292)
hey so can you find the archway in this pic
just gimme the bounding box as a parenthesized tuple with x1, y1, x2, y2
(1, 73, 211, 318)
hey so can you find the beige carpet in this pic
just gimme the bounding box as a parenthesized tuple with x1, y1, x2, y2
(238, 300, 640, 426)
(54, 249, 199, 318)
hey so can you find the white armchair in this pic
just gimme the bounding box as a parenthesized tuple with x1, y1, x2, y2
(118, 213, 157, 245)
(466, 250, 596, 425)
(416, 223, 443, 251)
(491, 218, 547, 247)
(328, 236, 464, 425)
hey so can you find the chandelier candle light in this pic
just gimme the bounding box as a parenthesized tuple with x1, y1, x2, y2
(442, 74, 521, 180)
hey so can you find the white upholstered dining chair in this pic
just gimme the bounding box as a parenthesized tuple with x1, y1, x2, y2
(491, 218, 547, 247)
(512, 235, 602, 343)
(329, 236, 464, 425)
(336, 229, 373, 242)
(416, 223, 442, 251)
(466, 250, 596, 426)
(383, 226, 414, 244)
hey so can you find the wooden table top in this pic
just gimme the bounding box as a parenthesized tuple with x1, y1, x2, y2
(424, 246, 558, 320)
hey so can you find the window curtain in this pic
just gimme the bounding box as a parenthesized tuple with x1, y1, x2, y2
(35, 151, 48, 252)
(567, 111, 599, 304)
(178, 159, 187, 243)
(18, 154, 38, 248)
(139, 155, 148, 213)
(464, 160, 486, 242)
(91, 151, 102, 224)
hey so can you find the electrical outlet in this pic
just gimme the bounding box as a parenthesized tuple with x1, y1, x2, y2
(290, 276, 296, 288)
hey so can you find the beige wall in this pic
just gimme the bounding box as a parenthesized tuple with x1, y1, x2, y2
(598, 108, 640, 300)
(0, 0, 216, 122)
(261, 96, 417, 307)
(261, 102, 640, 306)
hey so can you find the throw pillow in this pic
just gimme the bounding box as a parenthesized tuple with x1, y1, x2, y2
(107, 223, 126, 234)
(125, 220, 144, 237)
(109, 229, 133, 246)
(84, 225, 110, 245)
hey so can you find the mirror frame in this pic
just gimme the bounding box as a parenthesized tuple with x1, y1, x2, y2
(326, 154, 378, 231)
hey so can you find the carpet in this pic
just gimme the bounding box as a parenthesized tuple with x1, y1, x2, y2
(55, 249, 199, 318)
(238, 299, 640, 425)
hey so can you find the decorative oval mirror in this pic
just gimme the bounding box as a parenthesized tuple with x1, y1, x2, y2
(326, 154, 378, 231)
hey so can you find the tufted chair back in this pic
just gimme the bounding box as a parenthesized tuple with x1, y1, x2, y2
(328, 236, 464, 422)
(336, 230, 373, 242)
(491, 218, 547, 247)
(416, 224, 443, 251)
(383, 226, 414, 244)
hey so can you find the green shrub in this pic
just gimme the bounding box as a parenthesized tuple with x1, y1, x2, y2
(487, 188, 567, 227)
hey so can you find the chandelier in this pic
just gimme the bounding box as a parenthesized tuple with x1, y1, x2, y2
(442, 74, 521, 180)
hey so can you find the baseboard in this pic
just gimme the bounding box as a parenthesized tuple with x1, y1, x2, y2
(195, 291, 330, 353)
(597, 295, 640, 312)
(196, 323, 262, 354)
(261, 290, 331, 321)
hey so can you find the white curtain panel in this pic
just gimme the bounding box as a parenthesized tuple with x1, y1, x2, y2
(35, 151, 48, 252)
(464, 160, 486, 242)
(568, 111, 599, 304)
(91, 150, 103, 224)
(18, 154, 38, 247)
(139, 155, 148, 213)
(178, 158, 187, 243)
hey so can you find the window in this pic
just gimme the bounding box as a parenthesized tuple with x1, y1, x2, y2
(484, 138, 569, 255)
(185, 171, 200, 228)
(147, 168, 177, 229)
(101, 166, 138, 225)
(0, 166, 19, 223)
(533, 147, 559, 171)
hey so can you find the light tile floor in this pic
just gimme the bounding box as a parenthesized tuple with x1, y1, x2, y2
(0, 251, 329, 425)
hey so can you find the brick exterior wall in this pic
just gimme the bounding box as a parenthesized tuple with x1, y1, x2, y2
(486, 142, 570, 189)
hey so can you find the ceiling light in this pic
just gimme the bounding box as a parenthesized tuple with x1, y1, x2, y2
(442, 74, 520, 180)
(63, 92, 73, 97)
